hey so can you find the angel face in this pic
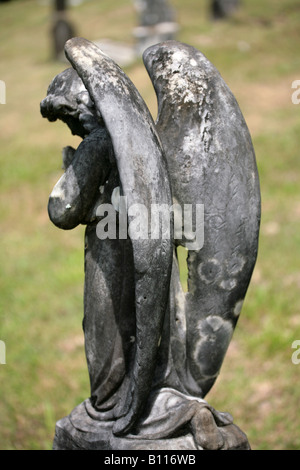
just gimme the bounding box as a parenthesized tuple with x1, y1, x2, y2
(40, 68, 100, 138)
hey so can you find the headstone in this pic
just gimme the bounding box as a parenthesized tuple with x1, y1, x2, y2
(51, 0, 76, 60)
(211, 0, 240, 20)
(133, 0, 178, 54)
(41, 38, 260, 450)
(55, 0, 66, 11)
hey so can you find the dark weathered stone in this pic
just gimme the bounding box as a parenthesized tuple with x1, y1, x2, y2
(41, 38, 260, 450)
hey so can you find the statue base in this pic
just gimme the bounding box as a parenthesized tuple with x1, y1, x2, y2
(53, 415, 200, 450)
(53, 390, 251, 450)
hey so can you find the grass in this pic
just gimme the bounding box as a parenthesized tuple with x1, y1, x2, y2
(0, 0, 300, 450)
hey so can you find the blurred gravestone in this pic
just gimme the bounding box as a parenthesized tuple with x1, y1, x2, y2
(52, 0, 76, 60)
(211, 0, 240, 20)
(133, 0, 178, 54)
(55, 0, 65, 10)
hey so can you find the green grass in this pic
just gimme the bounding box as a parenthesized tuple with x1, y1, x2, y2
(1, 0, 300, 450)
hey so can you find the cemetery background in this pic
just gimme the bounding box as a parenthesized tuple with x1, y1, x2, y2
(0, 0, 300, 450)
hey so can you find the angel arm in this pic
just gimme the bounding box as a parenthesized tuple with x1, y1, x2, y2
(48, 128, 111, 230)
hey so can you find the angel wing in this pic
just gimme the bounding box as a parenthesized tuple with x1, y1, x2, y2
(64, 38, 173, 435)
(143, 41, 261, 397)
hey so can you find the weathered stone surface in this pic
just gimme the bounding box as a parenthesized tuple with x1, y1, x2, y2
(143, 41, 261, 398)
(41, 38, 260, 450)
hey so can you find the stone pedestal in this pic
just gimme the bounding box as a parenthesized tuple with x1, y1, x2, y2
(53, 397, 251, 451)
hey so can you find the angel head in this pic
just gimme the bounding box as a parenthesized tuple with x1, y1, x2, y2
(40, 67, 103, 138)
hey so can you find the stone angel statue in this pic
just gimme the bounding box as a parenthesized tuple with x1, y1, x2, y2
(40, 38, 260, 450)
